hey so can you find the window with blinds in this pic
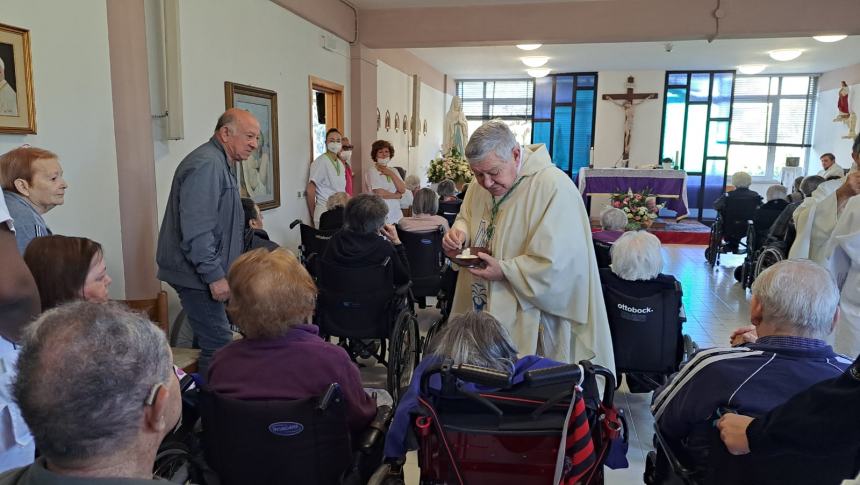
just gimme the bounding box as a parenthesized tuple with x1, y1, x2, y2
(456, 79, 534, 145)
(728, 75, 818, 180)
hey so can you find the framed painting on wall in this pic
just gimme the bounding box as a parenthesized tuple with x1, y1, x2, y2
(0, 23, 36, 134)
(225, 81, 280, 210)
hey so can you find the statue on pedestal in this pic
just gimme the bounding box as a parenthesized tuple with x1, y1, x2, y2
(443, 96, 468, 157)
(834, 81, 857, 140)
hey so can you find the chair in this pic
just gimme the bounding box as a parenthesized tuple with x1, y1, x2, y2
(316, 257, 420, 402)
(599, 269, 688, 392)
(119, 290, 169, 334)
(410, 360, 624, 485)
(593, 239, 613, 269)
(289, 219, 337, 276)
(199, 383, 391, 485)
(705, 197, 761, 267)
(438, 199, 462, 227)
(395, 225, 445, 307)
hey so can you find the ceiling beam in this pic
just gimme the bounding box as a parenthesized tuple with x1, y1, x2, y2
(354, 0, 860, 48)
(270, 0, 357, 43)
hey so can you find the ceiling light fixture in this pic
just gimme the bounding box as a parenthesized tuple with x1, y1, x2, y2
(738, 64, 766, 75)
(768, 49, 802, 62)
(813, 34, 847, 43)
(516, 44, 542, 51)
(521, 56, 549, 68)
(527, 68, 551, 78)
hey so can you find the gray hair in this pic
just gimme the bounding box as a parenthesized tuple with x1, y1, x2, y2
(404, 174, 421, 191)
(766, 184, 788, 202)
(600, 208, 628, 231)
(799, 175, 825, 197)
(13, 301, 172, 466)
(751, 260, 838, 340)
(610, 231, 663, 281)
(464, 120, 519, 165)
(0, 56, 4, 71)
(326, 191, 349, 211)
(343, 193, 387, 234)
(429, 311, 518, 373)
(437, 179, 456, 198)
(412, 187, 439, 216)
(731, 171, 752, 189)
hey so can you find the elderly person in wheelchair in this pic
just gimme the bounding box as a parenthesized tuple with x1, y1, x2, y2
(648, 260, 853, 484)
(207, 248, 377, 433)
(712, 171, 762, 253)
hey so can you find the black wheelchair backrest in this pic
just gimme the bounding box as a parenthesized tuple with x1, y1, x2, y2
(316, 257, 398, 339)
(396, 225, 445, 298)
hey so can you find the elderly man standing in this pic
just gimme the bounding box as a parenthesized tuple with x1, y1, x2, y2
(651, 260, 852, 480)
(0, 302, 181, 483)
(442, 121, 614, 372)
(157, 108, 260, 376)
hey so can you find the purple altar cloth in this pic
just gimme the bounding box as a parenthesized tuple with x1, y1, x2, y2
(577, 169, 689, 219)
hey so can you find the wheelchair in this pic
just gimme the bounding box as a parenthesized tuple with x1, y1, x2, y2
(198, 383, 392, 485)
(405, 360, 625, 485)
(395, 224, 450, 316)
(289, 219, 337, 276)
(593, 239, 613, 269)
(705, 198, 761, 267)
(738, 221, 794, 290)
(599, 269, 696, 393)
(316, 256, 420, 402)
(438, 199, 462, 227)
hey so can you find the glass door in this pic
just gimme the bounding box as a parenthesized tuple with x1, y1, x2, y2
(660, 71, 735, 221)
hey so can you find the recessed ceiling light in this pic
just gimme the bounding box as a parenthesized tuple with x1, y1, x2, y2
(738, 64, 766, 75)
(768, 49, 802, 62)
(527, 68, 551, 78)
(521, 56, 549, 68)
(516, 44, 542, 51)
(813, 34, 847, 43)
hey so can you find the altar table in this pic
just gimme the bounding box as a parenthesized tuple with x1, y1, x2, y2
(577, 168, 689, 220)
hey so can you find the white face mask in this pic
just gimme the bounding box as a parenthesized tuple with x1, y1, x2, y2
(339, 150, 352, 162)
(376, 157, 390, 166)
(327, 142, 342, 154)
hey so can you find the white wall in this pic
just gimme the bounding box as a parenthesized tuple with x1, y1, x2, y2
(812, 81, 860, 173)
(375, 60, 446, 185)
(0, 0, 126, 297)
(147, 0, 351, 252)
(593, 70, 665, 168)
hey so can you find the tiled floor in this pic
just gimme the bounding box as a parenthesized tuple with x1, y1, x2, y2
(360, 244, 752, 484)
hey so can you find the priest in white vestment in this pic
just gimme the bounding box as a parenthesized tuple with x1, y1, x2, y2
(790, 138, 860, 264)
(826, 194, 860, 358)
(442, 121, 615, 374)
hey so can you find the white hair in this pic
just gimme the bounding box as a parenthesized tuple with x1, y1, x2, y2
(766, 184, 788, 202)
(610, 231, 663, 281)
(404, 174, 421, 191)
(600, 208, 628, 231)
(732, 171, 752, 189)
(751, 260, 838, 340)
(464, 120, 519, 165)
(0, 56, 4, 71)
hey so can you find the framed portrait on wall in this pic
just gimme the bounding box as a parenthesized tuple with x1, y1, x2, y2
(225, 82, 280, 210)
(0, 23, 36, 134)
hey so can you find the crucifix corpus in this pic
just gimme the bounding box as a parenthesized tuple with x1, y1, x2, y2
(602, 76, 659, 166)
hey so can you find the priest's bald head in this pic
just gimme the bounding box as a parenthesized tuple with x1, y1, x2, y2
(465, 120, 522, 197)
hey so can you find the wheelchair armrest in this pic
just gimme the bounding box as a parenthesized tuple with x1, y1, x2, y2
(653, 423, 697, 479)
(451, 363, 512, 389)
(289, 219, 302, 230)
(523, 364, 583, 388)
(317, 383, 343, 411)
(358, 405, 393, 453)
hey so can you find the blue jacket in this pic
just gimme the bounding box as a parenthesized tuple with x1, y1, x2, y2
(3, 192, 50, 255)
(651, 336, 852, 473)
(384, 354, 562, 459)
(157, 138, 243, 290)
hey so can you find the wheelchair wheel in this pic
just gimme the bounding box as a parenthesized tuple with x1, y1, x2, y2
(682, 334, 698, 363)
(705, 219, 723, 267)
(387, 310, 420, 403)
(422, 317, 447, 355)
(755, 246, 785, 279)
(169, 310, 194, 348)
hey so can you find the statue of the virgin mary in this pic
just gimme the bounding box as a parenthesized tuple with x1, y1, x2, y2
(443, 96, 468, 157)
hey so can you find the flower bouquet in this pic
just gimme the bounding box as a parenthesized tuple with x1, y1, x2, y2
(610, 188, 664, 230)
(428, 147, 474, 184)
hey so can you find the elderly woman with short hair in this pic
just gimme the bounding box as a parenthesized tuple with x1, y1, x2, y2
(398, 188, 450, 234)
(436, 179, 458, 202)
(0, 146, 68, 254)
(604, 230, 679, 297)
(319, 191, 349, 231)
(383, 311, 563, 461)
(322, 194, 411, 287)
(713, 171, 762, 212)
(593, 207, 628, 244)
(207, 248, 376, 433)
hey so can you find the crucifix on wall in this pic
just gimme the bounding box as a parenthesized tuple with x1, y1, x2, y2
(602, 76, 659, 165)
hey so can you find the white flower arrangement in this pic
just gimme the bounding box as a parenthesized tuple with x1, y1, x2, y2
(428, 150, 474, 184)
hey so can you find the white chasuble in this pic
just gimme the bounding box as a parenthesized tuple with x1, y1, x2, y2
(450, 144, 615, 374)
(826, 195, 860, 358)
(790, 179, 841, 264)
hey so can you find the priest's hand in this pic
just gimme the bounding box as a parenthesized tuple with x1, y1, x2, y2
(468, 252, 505, 281)
(443, 228, 465, 252)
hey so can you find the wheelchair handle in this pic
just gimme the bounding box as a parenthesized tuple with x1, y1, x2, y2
(289, 219, 302, 230)
(523, 364, 583, 388)
(317, 383, 342, 411)
(588, 363, 617, 408)
(451, 363, 512, 389)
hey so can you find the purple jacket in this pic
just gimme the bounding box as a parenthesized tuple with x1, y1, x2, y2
(207, 324, 376, 432)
